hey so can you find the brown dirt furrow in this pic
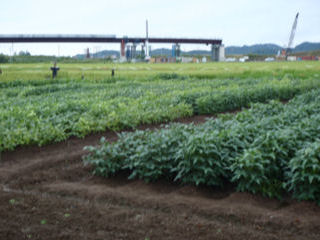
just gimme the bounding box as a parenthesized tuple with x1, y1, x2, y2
(0, 115, 212, 180)
(1, 181, 318, 240)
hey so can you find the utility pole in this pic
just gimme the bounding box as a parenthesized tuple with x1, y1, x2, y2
(145, 19, 150, 60)
(10, 43, 14, 63)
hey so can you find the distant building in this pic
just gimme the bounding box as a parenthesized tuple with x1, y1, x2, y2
(265, 57, 275, 62)
(225, 57, 236, 62)
(287, 56, 297, 61)
(149, 57, 155, 63)
(151, 57, 177, 63)
(180, 57, 194, 63)
(239, 56, 249, 62)
(149, 56, 202, 63)
(300, 56, 317, 61)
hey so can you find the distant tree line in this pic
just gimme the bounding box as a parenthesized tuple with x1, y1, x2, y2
(0, 54, 110, 63)
(0, 54, 9, 63)
(18, 51, 31, 56)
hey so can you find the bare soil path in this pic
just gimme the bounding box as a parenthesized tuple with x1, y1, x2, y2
(1, 115, 320, 240)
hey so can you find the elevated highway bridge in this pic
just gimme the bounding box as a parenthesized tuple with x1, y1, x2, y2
(0, 34, 223, 61)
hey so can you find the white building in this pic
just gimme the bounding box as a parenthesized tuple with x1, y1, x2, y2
(225, 57, 236, 62)
(287, 56, 297, 61)
(265, 57, 275, 62)
(239, 56, 249, 62)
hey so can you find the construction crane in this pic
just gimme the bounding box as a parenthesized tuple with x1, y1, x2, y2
(282, 12, 299, 58)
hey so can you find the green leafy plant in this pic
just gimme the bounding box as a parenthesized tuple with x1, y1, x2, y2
(285, 141, 320, 204)
(84, 89, 320, 202)
(2, 62, 320, 152)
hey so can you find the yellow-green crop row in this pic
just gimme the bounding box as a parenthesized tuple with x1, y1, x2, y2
(0, 62, 319, 151)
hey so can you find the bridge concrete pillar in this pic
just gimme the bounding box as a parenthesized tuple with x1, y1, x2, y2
(120, 40, 126, 58)
(126, 45, 131, 60)
(131, 44, 137, 59)
(141, 44, 145, 58)
(211, 44, 225, 62)
(176, 43, 181, 57)
(171, 43, 181, 57)
(211, 44, 220, 62)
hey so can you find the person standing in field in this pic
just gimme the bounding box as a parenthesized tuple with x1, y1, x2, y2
(50, 62, 60, 78)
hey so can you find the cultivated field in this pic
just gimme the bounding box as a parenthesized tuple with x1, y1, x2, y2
(1, 62, 320, 151)
(1, 61, 320, 240)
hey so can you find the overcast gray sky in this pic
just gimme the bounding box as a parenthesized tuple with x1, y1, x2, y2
(0, 0, 319, 56)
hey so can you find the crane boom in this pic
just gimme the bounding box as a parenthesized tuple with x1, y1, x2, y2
(286, 12, 299, 56)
